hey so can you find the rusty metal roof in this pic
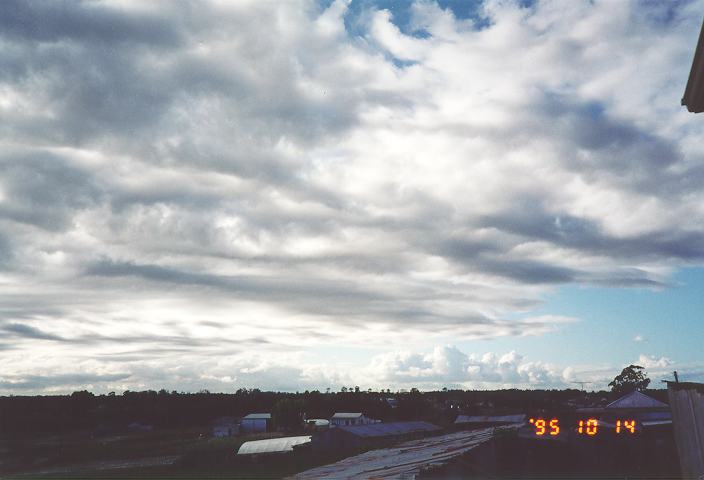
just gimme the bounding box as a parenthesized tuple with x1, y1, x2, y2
(292, 425, 518, 479)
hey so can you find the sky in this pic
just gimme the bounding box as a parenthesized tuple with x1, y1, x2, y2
(1, 0, 703, 395)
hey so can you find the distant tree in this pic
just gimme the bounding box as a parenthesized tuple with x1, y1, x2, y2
(609, 365, 650, 395)
(273, 397, 305, 430)
(71, 390, 94, 399)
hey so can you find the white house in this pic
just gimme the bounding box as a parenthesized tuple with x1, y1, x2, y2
(241, 413, 271, 433)
(330, 412, 379, 427)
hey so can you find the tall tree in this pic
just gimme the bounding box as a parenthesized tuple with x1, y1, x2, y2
(608, 365, 650, 395)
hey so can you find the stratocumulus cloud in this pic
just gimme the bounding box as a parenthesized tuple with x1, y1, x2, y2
(1, 0, 703, 393)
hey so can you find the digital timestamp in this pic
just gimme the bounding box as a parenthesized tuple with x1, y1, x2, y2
(528, 418, 637, 436)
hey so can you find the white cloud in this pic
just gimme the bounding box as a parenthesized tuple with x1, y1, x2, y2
(634, 334, 645, 342)
(637, 354, 674, 370)
(365, 345, 564, 389)
(0, 0, 703, 393)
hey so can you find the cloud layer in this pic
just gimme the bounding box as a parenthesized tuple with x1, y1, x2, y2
(1, 0, 703, 392)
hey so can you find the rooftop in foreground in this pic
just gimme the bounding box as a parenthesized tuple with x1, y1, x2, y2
(292, 425, 517, 479)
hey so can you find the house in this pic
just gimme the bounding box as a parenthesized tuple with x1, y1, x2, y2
(237, 435, 311, 456)
(598, 390, 672, 428)
(240, 413, 271, 433)
(605, 390, 669, 410)
(212, 416, 239, 437)
(311, 421, 442, 453)
(330, 412, 379, 427)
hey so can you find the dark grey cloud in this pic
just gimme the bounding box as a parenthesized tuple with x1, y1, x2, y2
(479, 208, 704, 263)
(2, 322, 66, 341)
(0, 0, 183, 46)
(83, 259, 495, 328)
(0, 151, 104, 230)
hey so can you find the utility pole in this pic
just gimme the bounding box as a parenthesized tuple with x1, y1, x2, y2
(572, 381, 592, 391)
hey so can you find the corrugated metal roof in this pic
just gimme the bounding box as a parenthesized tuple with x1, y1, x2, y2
(606, 391, 668, 409)
(242, 413, 272, 420)
(337, 421, 441, 438)
(237, 435, 311, 455)
(455, 414, 526, 424)
(331, 412, 363, 418)
(293, 425, 518, 479)
(642, 420, 673, 427)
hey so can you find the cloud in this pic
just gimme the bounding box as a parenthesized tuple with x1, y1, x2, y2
(638, 354, 673, 370)
(366, 345, 565, 388)
(2, 322, 66, 341)
(0, 372, 132, 391)
(0, 0, 703, 392)
(634, 334, 644, 342)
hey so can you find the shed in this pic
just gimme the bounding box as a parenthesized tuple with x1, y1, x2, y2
(240, 413, 271, 433)
(330, 412, 379, 427)
(312, 420, 442, 452)
(237, 435, 311, 455)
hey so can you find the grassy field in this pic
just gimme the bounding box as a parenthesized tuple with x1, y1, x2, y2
(0, 428, 322, 479)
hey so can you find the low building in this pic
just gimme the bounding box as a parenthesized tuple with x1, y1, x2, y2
(212, 416, 239, 437)
(330, 412, 379, 427)
(585, 390, 673, 429)
(455, 414, 526, 429)
(237, 435, 311, 456)
(240, 413, 271, 433)
(312, 421, 442, 453)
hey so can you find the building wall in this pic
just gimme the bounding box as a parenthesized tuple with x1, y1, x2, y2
(330, 415, 376, 427)
(331, 417, 360, 427)
(213, 424, 238, 437)
(241, 418, 268, 433)
(668, 384, 704, 478)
